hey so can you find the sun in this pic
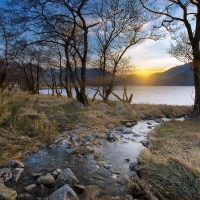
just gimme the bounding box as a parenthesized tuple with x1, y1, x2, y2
(136, 68, 167, 76)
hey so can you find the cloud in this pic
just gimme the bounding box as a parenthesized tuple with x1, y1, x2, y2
(125, 36, 183, 70)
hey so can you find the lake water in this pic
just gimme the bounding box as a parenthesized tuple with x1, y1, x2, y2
(41, 86, 195, 106)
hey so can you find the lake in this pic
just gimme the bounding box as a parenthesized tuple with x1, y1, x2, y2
(41, 86, 195, 106)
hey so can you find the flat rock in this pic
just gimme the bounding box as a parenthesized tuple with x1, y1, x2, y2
(0, 183, 17, 200)
(123, 128, 134, 134)
(45, 184, 78, 200)
(58, 168, 79, 185)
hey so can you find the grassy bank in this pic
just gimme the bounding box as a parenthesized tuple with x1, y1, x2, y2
(129, 119, 200, 200)
(0, 89, 191, 165)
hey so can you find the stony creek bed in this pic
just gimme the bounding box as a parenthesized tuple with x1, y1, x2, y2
(0, 118, 171, 200)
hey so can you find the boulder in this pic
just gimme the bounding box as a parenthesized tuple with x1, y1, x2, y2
(58, 168, 79, 185)
(45, 184, 78, 200)
(0, 183, 17, 200)
(12, 168, 24, 182)
(37, 174, 55, 188)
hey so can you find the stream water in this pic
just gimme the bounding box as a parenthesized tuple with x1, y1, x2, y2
(6, 120, 162, 199)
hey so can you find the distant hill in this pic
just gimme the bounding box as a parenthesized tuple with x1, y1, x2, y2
(126, 63, 194, 86)
(40, 63, 194, 86)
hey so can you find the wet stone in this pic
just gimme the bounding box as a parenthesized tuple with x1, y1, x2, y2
(133, 133, 140, 137)
(37, 174, 55, 188)
(107, 133, 115, 143)
(31, 173, 43, 178)
(126, 122, 132, 127)
(58, 168, 79, 185)
(129, 161, 138, 171)
(45, 184, 78, 200)
(123, 129, 134, 134)
(155, 118, 164, 123)
(141, 139, 150, 147)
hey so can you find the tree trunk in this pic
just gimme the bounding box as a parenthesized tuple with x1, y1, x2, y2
(193, 59, 200, 113)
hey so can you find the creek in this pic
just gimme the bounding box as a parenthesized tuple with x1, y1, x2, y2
(5, 119, 164, 199)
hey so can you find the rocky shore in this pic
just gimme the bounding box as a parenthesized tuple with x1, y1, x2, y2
(0, 117, 166, 200)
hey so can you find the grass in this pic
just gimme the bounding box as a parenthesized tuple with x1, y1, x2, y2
(0, 89, 192, 166)
(129, 119, 200, 200)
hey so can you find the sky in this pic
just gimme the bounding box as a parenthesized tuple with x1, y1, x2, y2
(0, 0, 184, 76)
(125, 37, 183, 76)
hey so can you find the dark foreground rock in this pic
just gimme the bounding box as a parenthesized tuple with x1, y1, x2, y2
(0, 183, 17, 200)
(45, 184, 79, 200)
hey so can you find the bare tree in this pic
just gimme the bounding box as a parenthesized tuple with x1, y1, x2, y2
(14, 46, 42, 94)
(6, 0, 98, 106)
(167, 32, 193, 64)
(92, 0, 162, 103)
(140, 0, 200, 113)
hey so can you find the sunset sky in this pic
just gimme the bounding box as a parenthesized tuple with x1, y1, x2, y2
(0, 0, 184, 76)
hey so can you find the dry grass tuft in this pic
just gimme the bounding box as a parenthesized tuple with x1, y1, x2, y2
(0, 89, 192, 166)
(129, 119, 200, 200)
